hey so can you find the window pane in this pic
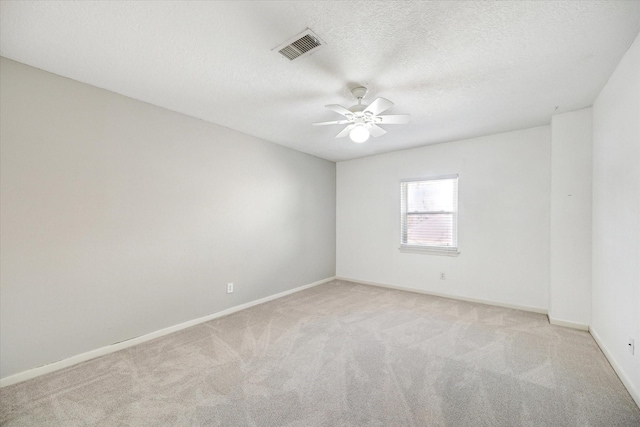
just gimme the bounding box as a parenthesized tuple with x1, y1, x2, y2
(406, 213, 453, 246)
(400, 176, 458, 250)
(407, 180, 454, 212)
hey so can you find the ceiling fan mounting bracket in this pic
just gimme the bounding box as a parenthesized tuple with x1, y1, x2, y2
(351, 86, 368, 100)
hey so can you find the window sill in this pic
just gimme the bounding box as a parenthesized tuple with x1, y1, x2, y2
(399, 245, 460, 256)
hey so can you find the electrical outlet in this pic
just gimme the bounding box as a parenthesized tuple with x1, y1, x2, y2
(227, 283, 233, 294)
(440, 273, 446, 280)
(629, 338, 635, 355)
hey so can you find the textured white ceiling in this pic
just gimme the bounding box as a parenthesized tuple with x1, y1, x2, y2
(1, 1, 639, 161)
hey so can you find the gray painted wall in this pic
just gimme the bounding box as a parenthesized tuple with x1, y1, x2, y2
(336, 126, 551, 312)
(592, 32, 640, 404)
(549, 108, 592, 327)
(0, 58, 336, 378)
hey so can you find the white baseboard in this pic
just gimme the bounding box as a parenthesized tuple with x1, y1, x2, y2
(0, 276, 335, 388)
(547, 315, 589, 331)
(335, 276, 548, 314)
(590, 327, 640, 409)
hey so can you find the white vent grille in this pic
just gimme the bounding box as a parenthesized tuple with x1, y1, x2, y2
(273, 29, 324, 61)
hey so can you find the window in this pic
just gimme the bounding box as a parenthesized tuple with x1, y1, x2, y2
(400, 175, 458, 255)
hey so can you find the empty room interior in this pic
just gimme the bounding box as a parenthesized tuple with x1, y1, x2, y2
(1, 1, 639, 426)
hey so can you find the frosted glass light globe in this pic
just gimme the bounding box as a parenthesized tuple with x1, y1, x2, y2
(349, 126, 370, 143)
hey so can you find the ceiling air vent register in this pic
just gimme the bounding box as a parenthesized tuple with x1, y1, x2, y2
(274, 29, 324, 61)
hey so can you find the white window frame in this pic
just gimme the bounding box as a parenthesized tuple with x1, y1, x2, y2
(400, 174, 459, 256)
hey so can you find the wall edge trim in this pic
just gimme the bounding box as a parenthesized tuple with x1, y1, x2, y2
(335, 276, 548, 314)
(590, 327, 640, 409)
(547, 315, 590, 331)
(0, 276, 336, 388)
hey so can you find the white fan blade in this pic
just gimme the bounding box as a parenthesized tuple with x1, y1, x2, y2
(335, 124, 355, 138)
(313, 120, 351, 126)
(376, 114, 410, 124)
(369, 124, 387, 137)
(364, 97, 394, 115)
(325, 104, 353, 117)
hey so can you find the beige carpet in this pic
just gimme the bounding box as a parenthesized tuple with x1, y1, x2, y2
(1, 280, 639, 426)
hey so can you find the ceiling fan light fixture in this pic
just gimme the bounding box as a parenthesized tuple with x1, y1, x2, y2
(313, 84, 410, 143)
(349, 125, 370, 143)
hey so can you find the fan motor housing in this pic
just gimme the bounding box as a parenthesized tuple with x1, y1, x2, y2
(349, 104, 367, 113)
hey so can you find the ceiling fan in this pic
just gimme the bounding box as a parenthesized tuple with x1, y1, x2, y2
(313, 86, 410, 143)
